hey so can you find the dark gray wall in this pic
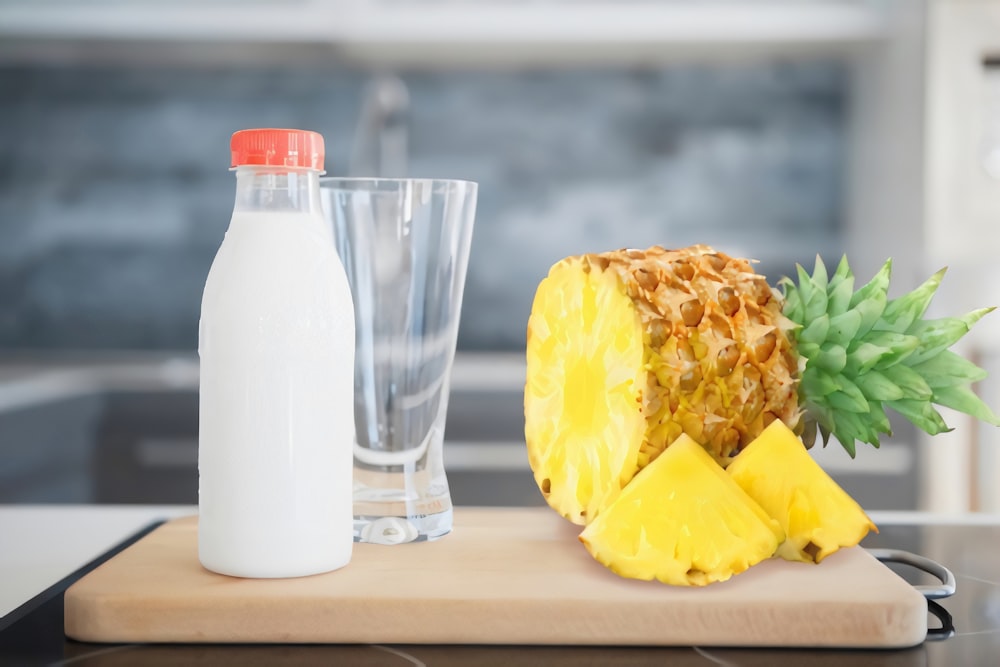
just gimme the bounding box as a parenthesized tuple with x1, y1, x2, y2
(0, 63, 846, 351)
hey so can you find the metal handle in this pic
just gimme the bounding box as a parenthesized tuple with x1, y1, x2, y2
(926, 600, 956, 641)
(868, 548, 957, 600)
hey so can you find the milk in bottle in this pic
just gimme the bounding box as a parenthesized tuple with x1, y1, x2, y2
(198, 128, 354, 578)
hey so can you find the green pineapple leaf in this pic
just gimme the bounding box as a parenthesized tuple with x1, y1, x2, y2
(833, 415, 861, 459)
(846, 341, 893, 375)
(801, 369, 840, 397)
(811, 255, 829, 293)
(910, 350, 987, 388)
(779, 276, 805, 323)
(855, 370, 905, 401)
(841, 440, 857, 458)
(828, 310, 863, 346)
(798, 314, 830, 347)
(826, 256, 855, 317)
(804, 285, 830, 322)
(876, 268, 946, 334)
(886, 399, 952, 435)
(868, 401, 893, 436)
(835, 374, 870, 409)
(831, 414, 866, 454)
(831, 254, 853, 283)
(797, 341, 821, 361)
(814, 344, 848, 374)
(799, 260, 830, 321)
(783, 255, 998, 458)
(848, 259, 891, 327)
(866, 332, 921, 370)
(849, 258, 892, 306)
(881, 364, 933, 401)
(805, 402, 837, 450)
(905, 308, 995, 366)
(828, 378, 870, 414)
(932, 385, 1000, 426)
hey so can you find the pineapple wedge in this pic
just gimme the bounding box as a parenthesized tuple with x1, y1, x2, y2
(579, 434, 783, 586)
(727, 420, 878, 563)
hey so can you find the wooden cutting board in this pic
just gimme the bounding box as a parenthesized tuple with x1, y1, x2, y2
(64, 507, 927, 648)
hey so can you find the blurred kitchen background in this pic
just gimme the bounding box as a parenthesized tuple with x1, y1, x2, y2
(1, 0, 999, 513)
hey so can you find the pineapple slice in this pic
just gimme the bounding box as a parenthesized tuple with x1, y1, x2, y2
(727, 420, 877, 563)
(525, 256, 648, 524)
(579, 434, 783, 586)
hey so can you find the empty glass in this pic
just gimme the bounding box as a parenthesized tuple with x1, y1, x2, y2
(320, 178, 477, 544)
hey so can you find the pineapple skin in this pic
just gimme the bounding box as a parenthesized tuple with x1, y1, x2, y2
(579, 435, 784, 586)
(727, 420, 878, 563)
(525, 245, 799, 524)
(598, 245, 801, 466)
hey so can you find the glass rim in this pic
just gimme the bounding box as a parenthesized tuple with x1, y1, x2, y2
(318, 176, 478, 189)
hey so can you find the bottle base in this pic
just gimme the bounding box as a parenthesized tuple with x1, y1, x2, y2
(198, 549, 351, 579)
(199, 553, 351, 580)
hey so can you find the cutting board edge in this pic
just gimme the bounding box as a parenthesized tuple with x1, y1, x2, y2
(64, 623, 929, 649)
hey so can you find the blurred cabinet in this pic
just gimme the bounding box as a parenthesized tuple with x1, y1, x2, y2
(922, 0, 1000, 513)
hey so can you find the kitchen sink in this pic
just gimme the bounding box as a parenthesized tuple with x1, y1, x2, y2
(0, 353, 917, 509)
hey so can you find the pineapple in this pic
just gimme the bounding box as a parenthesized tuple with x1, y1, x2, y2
(579, 434, 783, 586)
(728, 420, 877, 563)
(525, 245, 999, 524)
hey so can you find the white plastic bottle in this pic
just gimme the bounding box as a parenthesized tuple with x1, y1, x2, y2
(198, 128, 355, 578)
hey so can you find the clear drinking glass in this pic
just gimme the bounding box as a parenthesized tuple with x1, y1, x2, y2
(320, 178, 477, 544)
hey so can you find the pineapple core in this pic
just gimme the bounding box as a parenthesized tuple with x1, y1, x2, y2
(728, 420, 878, 563)
(579, 434, 784, 586)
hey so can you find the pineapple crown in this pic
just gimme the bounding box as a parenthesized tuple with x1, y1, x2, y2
(779, 256, 1000, 457)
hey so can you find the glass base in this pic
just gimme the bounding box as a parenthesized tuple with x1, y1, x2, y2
(353, 508, 452, 544)
(353, 467, 453, 544)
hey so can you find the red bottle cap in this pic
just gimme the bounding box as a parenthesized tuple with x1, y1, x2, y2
(230, 128, 325, 170)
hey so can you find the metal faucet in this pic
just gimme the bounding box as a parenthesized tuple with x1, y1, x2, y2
(349, 73, 410, 177)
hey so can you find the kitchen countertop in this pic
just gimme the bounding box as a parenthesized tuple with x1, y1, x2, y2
(2, 506, 1000, 665)
(0, 505, 193, 619)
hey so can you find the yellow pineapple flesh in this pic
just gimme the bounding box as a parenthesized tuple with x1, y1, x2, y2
(579, 434, 784, 586)
(524, 256, 648, 524)
(727, 420, 878, 563)
(525, 245, 798, 523)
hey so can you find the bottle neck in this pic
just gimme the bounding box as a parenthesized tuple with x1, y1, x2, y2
(232, 166, 323, 215)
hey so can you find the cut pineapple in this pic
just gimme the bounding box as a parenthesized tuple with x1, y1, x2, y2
(727, 420, 877, 563)
(579, 434, 783, 586)
(525, 244, 997, 526)
(525, 256, 647, 524)
(525, 246, 799, 523)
